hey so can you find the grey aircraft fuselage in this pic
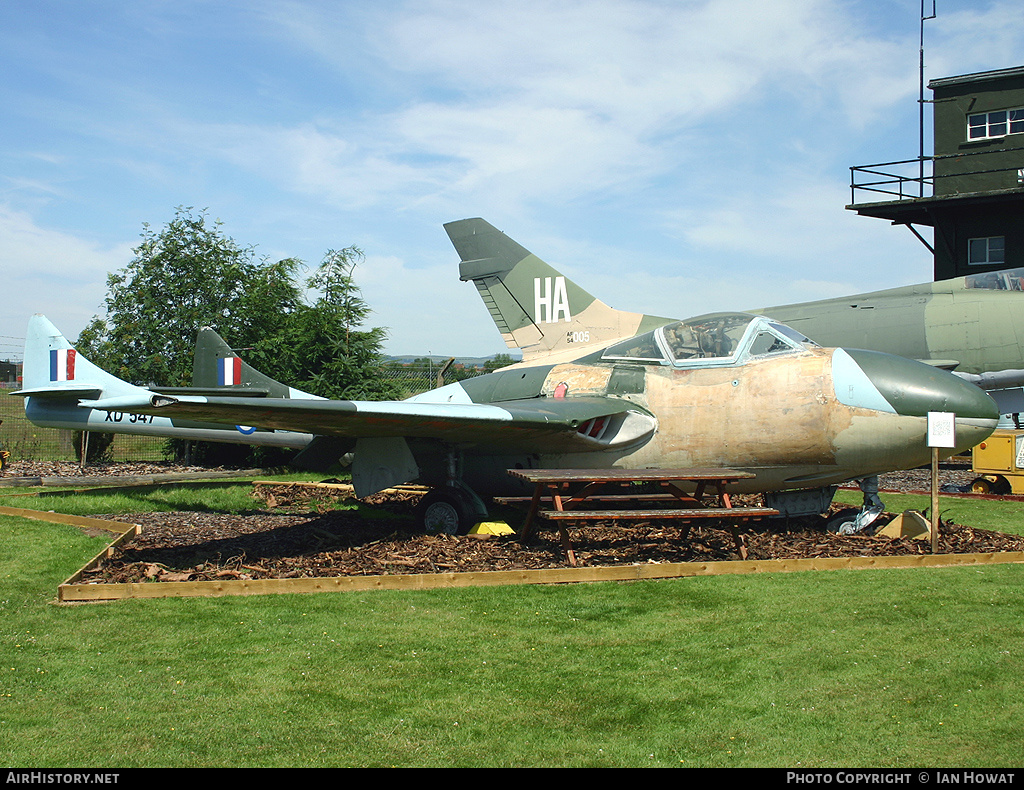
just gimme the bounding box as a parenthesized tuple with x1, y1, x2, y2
(759, 269, 1024, 380)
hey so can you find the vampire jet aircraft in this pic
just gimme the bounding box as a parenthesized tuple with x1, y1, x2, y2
(15, 315, 321, 454)
(758, 268, 1024, 414)
(17, 218, 999, 533)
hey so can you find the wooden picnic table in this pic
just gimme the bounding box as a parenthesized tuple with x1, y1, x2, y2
(498, 468, 779, 565)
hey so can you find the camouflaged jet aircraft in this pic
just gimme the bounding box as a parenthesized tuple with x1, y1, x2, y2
(17, 218, 999, 533)
(759, 268, 1024, 415)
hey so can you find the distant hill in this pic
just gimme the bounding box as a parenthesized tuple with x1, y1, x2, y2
(384, 352, 522, 369)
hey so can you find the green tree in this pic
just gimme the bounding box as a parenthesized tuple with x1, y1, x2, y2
(78, 208, 399, 399)
(78, 208, 401, 464)
(78, 206, 303, 387)
(284, 247, 403, 400)
(483, 353, 516, 373)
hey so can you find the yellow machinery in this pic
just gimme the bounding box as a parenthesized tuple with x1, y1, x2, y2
(971, 428, 1024, 494)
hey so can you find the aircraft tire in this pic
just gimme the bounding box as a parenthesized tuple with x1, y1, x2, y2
(825, 507, 860, 534)
(416, 488, 475, 535)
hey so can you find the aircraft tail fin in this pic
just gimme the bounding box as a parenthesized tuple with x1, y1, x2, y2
(17, 315, 317, 451)
(190, 328, 321, 401)
(190, 327, 349, 470)
(445, 218, 672, 363)
(17, 314, 145, 401)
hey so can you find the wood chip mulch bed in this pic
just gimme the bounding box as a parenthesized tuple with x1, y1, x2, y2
(77, 487, 1024, 585)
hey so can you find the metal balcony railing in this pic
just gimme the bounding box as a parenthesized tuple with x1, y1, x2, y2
(849, 158, 933, 204)
(850, 145, 1024, 206)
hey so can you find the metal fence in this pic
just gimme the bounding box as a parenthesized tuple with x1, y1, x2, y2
(0, 385, 166, 463)
(849, 147, 1024, 206)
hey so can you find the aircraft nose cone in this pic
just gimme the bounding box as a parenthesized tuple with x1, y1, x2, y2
(839, 349, 997, 419)
(833, 348, 998, 450)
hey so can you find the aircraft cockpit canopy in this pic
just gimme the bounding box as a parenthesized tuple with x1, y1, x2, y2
(964, 268, 1024, 291)
(600, 313, 817, 368)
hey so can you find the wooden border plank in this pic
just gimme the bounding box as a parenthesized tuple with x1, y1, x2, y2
(57, 549, 1024, 602)
(9, 503, 1022, 604)
(0, 469, 266, 489)
(0, 505, 138, 535)
(0, 505, 143, 590)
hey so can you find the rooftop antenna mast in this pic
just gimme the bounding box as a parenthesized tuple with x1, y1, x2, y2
(919, 0, 937, 196)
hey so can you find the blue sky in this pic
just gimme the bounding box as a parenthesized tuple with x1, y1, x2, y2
(2, 0, 1023, 363)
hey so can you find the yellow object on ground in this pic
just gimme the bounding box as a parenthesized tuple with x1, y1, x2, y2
(971, 428, 1024, 494)
(877, 510, 931, 541)
(469, 521, 516, 536)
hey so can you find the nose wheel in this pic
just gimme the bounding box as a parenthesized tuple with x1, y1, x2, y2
(827, 476, 885, 534)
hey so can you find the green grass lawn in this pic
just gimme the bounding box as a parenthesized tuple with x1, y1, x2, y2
(2, 480, 1024, 767)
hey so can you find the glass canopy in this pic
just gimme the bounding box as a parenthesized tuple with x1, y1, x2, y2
(964, 268, 1024, 291)
(600, 313, 816, 367)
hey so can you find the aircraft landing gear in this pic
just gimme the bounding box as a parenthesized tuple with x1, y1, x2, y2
(415, 483, 489, 535)
(414, 447, 491, 535)
(827, 476, 884, 535)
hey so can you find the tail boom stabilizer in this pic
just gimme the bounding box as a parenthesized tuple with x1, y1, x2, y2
(189, 327, 322, 400)
(445, 218, 673, 363)
(14, 314, 312, 449)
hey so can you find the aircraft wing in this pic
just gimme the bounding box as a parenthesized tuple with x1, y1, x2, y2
(918, 359, 961, 371)
(80, 392, 655, 453)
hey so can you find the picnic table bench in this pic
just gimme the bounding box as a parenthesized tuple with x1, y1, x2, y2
(496, 468, 778, 565)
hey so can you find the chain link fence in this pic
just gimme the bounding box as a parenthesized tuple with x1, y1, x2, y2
(0, 385, 165, 462)
(378, 359, 491, 394)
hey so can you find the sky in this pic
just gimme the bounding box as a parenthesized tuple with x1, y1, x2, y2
(2, 0, 1023, 364)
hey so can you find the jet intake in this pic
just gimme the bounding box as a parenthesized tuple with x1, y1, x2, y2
(572, 410, 657, 450)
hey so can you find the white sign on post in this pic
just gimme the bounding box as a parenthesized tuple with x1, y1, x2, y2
(927, 411, 956, 449)
(926, 411, 956, 554)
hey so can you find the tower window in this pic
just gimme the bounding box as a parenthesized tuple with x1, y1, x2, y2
(968, 108, 1024, 140)
(968, 236, 1006, 266)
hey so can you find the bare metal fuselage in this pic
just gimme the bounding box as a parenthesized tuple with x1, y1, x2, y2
(422, 348, 994, 497)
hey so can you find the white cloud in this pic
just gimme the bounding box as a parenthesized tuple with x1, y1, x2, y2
(0, 206, 133, 352)
(2, 0, 1020, 361)
(357, 253, 501, 357)
(146, 0, 948, 238)
(248, 0, 925, 219)
(929, 1, 1024, 78)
